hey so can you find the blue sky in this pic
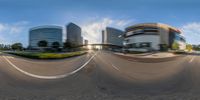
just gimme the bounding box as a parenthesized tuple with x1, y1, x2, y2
(0, 0, 200, 46)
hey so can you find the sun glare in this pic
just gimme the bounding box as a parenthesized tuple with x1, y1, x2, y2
(87, 45, 92, 50)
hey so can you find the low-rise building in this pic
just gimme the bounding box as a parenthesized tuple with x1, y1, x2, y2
(123, 23, 186, 52)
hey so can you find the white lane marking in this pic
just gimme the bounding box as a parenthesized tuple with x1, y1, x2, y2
(189, 56, 195, 63)
(2, 52, 98, 80)
(5, 56, 14, 59)
(9, 57, 14, 59)
(111, 63, 120, 71)
(98, 52, 121, 72)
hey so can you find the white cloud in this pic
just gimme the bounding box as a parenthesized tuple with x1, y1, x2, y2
(115, 20, 131, 26)
(81, 18, 132, 44)
(0, 21, 29, 45)
(0, 24, 6, 33)
(181, 22, 200, 44)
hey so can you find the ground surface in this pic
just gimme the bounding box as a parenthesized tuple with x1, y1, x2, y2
(0, 50, 199, 100)
(115, 52, 176, 58)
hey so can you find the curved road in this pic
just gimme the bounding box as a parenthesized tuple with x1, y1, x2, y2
(0, 50, 199, 100)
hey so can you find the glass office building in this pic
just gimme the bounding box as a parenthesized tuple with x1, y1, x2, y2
(102, 27, 124, 46)
(29, 25, 63, 49)
(66, 23, 83, 46)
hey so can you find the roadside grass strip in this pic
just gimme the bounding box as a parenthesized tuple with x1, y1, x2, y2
(6, 51, 87, 59)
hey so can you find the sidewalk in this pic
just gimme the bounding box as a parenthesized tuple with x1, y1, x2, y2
(114, 52, 181, 63)
(115, 52, 176, 58)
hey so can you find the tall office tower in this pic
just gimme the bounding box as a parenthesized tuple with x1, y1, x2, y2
(103, 27, 124, 46)
(66, 23, 82, 46)
(102, 30, 105, 44)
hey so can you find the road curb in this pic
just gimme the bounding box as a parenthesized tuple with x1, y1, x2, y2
(113, 53, 183, 63)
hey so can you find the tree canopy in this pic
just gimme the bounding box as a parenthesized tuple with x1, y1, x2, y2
(172, 42, 179, 50)
(52, 42, 60, 49)
(38, 40, 48, 47)
(11, 43, 23, 50)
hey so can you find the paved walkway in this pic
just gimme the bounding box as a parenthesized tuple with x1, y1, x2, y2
(115, 52, 176, 58)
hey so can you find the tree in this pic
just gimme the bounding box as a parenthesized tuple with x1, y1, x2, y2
(193, 45, 200, 51)
(52, 42, 60, 49)
(0, 44, 11, 50)
(37, 40, 48, 47)
(186, 44, 193, 52)
(172, 42, 179, 50)
(64, 42, 73, 48)
(11, 43, 23, 51)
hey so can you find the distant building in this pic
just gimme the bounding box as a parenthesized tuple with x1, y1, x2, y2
(29, 25, 63, 49)
(102, 30, 105, 44)
(80, 36, 83, 45)
(84, 40, 88, 45)
(123, 23, 186, 52)
(66, 23, 83, 46)
(102, 27, 124, 46)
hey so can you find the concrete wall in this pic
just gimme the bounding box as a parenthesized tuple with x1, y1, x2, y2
(157, 24, 170, 45)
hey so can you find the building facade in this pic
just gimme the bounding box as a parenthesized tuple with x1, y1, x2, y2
(80, 36, 83, 45)
(102, 30, 105, 44)
(123, 23, 186, 52)
(66, 23, 83, 46)
(84, 39, 88, 45)
(29, 25, 63, 49)
(102, 27, 124, 46)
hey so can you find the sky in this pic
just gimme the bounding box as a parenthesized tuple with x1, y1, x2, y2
(0, 0, 200, 47)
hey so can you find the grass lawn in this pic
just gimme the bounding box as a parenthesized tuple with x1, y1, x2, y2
(7, 51, 87, 59)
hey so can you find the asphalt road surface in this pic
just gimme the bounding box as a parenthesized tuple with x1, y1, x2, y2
(0, 50, 199, 100)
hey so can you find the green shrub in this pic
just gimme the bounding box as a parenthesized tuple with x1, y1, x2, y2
(186, 44, 193, 52)
(172, 42, 180, 50)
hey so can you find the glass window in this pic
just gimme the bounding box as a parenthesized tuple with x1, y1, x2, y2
(126, 42, 151, 48)
(174, 33, 186, 42)
(140, 42, 151, 48)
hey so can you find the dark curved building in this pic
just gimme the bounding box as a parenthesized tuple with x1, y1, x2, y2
(29, 25, 63, 49)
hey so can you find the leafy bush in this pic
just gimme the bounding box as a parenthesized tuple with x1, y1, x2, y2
(186, 44, 193, 52)
(172, 42, 180, 50)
